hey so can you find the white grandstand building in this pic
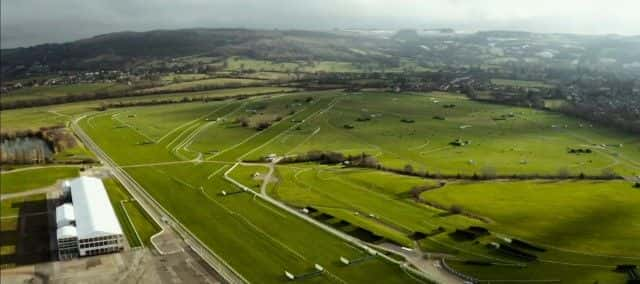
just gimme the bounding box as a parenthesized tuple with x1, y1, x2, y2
(56, 176, 125, 260)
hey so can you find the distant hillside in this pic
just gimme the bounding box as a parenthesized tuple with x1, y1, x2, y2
(0, 29, 394, 77)
(3, 28, 639, 80)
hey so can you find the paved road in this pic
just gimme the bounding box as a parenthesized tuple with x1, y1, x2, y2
(227, 161, 464, 284)
(372, 243, 465, 284)
(71, 116, 245, 284)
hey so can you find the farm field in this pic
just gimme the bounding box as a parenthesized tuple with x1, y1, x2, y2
(0, 166, 79, 194)
(224, 57, 362, 73)
(0, 83, 130, 104)
(78, 92, 428, 283)
(138, 78, 263, 93)
(266, 164, 639, 282)
(161, 73, 210, 82)
(222, 57, 434, 74)
(0, 86, 295, 131)
(247, 92, 640, 177)
(75, 90, 639, 283)
(420, 180, 640, 254)
(490, 78, 553, 88)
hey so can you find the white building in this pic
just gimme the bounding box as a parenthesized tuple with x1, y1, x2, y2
(56, 177, 125, 259)
(56, 203, 75, 227)
(57, 225, 78, 260)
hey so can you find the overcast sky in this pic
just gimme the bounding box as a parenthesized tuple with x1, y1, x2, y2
(2, 0, 639, 48)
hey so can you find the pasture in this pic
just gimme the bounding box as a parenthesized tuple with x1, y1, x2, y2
(268, 165, 639, 282)
(123, 163, 424, 283)
(0, 86, 293, 131)
(1, 83, 129, 104)
(0, 166, 79, 194)
(79, 92, 427, 283)
(161, 73, 210, 82)
(421, 179, 640, 255)
(248, 92, 640, 177)
(490, 78, 553, 88)
(75, 89, 640, 283)
(138, 78, 262, 93)
(224, 57, 362, 73)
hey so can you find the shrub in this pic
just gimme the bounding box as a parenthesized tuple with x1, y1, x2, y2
(557, 167, 570, 178)
(255, 121, 272, 131)
(449, 204, 464, 214)
(481, 166, 497, 178)
(601, 167, 617, 178)
(634, 182, 640, 188)
(236, 117, 250, 127)
(403, 164, 414, 174)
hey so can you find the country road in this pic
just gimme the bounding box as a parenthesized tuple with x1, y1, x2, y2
(227, 160, 466, 284)
(71, 115, 246, 284)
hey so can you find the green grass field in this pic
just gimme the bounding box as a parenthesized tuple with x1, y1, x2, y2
(0, 194, 47, 218)
(103, 178, 160, 247)
(79, 92, 428, 283)
(138, 78, 262, 93)
(0, 166, 79, 194)
(421, 180, 640, 255)
(0, 86, 294, 131)
(246, 92, 640, 177)
(224, 57, 363, 73)
(103, 178, 143, 247)
(122, 201, 160, 247)
(1, 83, 130, 104)
(270, 165, 474, 246)
(490, 79, 553, 88)
(268, 165, 639, 282)
(161, 73, 210, 82)
(75, 90, 639, 283)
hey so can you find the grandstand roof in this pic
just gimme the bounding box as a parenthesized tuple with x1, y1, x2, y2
(55, 203, 75, 227)
(69, 176, 123, 239)
(57, 225, 78, 239)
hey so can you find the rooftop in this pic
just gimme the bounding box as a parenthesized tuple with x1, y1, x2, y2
(57, 225, 78, 239)
(56, 203, 75, 226)
(69, 176, 123, 239)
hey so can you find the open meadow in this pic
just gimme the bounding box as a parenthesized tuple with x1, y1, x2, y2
(0, 83, 130, 105)
(266, 163, 638, 282)
(0, 86, 294, 132)
(0, 166, 79, 194)
(59, 89, 640, 283)
(245, 92, 640, 177)
(78, 92, 428, 283)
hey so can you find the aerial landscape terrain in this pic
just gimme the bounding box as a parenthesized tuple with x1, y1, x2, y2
(1, 1, 639, 283)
